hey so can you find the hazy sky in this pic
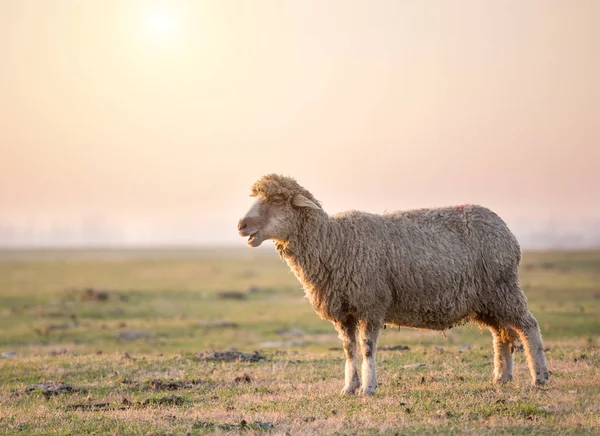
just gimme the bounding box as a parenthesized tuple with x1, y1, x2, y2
(1, 1, 598, 244)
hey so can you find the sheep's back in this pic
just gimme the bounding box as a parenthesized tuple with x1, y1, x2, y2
(385, 204, 520, 283)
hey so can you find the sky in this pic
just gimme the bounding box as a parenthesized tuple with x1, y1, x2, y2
(0, 0, 598, 246)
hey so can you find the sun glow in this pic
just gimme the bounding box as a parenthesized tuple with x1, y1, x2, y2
(143, 6, 176, 40)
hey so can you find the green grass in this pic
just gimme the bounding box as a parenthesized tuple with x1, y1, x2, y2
(1, 248, 599, 434)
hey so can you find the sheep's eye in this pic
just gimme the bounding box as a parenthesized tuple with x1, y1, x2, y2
(271, 195, 286, 204)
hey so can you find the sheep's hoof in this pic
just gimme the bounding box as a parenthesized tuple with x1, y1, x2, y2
(493, 374, 513, 384)
(340, 385, 358, 396)
(533, 370, 550, 386)
(359, 386, 376, 396)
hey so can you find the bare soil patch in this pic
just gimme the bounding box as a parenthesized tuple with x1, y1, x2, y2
(148, 379, 202, 390)
(25, 382, 76, 397)
(195, 350, 266, 362)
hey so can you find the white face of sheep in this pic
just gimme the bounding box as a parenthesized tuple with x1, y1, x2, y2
(238, 193, 320, 247)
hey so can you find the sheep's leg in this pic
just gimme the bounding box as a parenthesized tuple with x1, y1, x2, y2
(358, 319, 381, 396)
(491, 328, 514, 383)
(512, 311, 549, 385)
(335, 317, 360, 395)
(474, 314, 517, 383)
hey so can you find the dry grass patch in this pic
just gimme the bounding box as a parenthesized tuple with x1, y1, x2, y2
(0, 249, 599, 434)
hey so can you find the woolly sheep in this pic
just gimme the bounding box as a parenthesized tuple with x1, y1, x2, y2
(238, 174, 549, 395)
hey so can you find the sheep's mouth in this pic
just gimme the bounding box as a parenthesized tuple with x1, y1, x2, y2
(239, 227, 263, 247)
(246, 231, 263, 247)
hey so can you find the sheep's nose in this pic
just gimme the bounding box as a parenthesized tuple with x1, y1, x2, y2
(238, 219, 247, 232)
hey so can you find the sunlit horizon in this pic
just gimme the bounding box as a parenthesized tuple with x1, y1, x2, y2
(1, 1, 598, 248)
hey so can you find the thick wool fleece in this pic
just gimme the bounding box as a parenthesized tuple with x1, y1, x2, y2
(248, 174, 549, 387)
(251, 173, 322, 208)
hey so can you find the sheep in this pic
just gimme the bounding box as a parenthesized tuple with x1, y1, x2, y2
(238, 174, 549, 395)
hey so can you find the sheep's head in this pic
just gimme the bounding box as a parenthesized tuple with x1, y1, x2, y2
(238, 174, 322, 247)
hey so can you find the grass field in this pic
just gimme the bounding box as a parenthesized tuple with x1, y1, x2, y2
(1, 248, 599, 435)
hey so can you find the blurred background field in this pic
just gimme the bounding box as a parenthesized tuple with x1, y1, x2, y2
(1, 248, 599, 356)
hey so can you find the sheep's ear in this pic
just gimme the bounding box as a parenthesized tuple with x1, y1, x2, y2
(291, 194, 320, 210)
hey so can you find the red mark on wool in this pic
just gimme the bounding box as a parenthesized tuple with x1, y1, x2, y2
(455, 204, 470, 210)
